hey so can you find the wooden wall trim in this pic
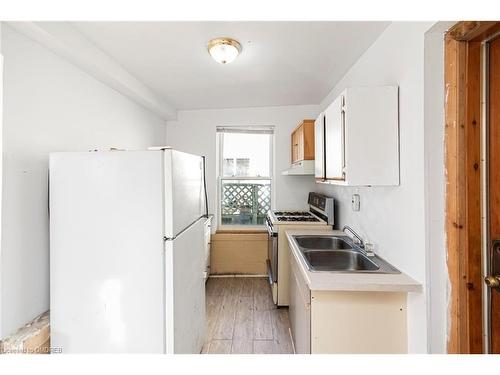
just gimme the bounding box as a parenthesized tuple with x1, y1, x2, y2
(447, 21, 499, 42)
(464, 41, 483, 354)
(445, 20, 500, 354)
(445, 35, 467, 354)
(444, 32, 484, 354)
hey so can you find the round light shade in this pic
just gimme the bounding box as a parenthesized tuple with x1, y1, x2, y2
(207, 38, 242, 64)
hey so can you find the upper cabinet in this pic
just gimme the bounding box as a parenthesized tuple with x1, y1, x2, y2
(314, 114, 325, 180)
(324, 95, 345, 181)
(291, 120, 315, 164)
(315, 86, 399, 186)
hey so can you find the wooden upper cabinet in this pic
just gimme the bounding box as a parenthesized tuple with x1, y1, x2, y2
(291, 130, 299, 163)
(291, 120, 315, 164)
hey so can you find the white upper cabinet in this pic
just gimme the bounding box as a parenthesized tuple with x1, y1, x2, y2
(316, 86, 399, 186)
(324, 94, 345, 181)
(314, 112, 325, 180)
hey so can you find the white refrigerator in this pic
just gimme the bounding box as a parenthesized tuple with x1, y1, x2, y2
(49, 149, 208, 353)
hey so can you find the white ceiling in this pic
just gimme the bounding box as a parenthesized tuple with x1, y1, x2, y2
(72, 22, 390, 111)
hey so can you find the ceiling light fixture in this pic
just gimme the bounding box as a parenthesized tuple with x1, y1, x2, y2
(207, 38, 242, 64)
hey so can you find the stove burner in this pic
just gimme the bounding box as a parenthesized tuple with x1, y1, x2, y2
(276, 216, 320, 222)
(274, 211, 312, 216)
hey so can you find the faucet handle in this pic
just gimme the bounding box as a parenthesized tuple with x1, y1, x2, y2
(352, 237, 362, 245)
(364, 243, 375, 257)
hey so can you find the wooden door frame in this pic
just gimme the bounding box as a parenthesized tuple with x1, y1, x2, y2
(445, 21, 500, 354)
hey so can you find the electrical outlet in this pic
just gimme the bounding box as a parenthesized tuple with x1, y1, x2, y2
(352, 194, 360, 211)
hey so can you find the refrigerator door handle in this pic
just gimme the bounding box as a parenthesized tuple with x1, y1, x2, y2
(202, 156, 209, 217)
(164, 215, 207, 241)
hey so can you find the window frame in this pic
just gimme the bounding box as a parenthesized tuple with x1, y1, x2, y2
(216, 127, 275, 230)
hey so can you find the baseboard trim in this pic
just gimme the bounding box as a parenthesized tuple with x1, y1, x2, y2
(0, 311, 50, 354)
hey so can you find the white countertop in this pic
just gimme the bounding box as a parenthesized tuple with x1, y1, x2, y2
(286, 229, 422, 293)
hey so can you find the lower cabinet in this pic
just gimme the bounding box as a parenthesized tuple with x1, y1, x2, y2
(288, 255, 408, 354)
(288, 259, 311, 354)
(309, 290, 407, 353)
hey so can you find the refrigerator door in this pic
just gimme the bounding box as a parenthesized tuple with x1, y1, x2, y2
(49, 151, 165, 353)
(164, 150, 206, 238)
(164, 217, 206, 354)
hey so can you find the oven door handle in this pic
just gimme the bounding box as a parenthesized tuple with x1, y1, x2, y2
(267, 227, 277, 237)
(266, 217, 277, 237)
(266, 259, 274, 285)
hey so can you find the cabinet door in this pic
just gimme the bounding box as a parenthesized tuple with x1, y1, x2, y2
(291, 130, 299, 164)
(302, 121, 315, 160)
(296, 125, 305, 161)
(314, 113, 325, 180)
(289, 259, 311, 354)
(324, 95, 345, 180)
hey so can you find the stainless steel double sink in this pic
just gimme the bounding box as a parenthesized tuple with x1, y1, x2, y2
(292, 235, 400, 274)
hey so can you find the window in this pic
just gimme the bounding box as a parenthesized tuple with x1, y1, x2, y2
(217, 127, 274, 228)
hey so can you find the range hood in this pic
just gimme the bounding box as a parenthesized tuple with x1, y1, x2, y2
(281, 160, 315, 175)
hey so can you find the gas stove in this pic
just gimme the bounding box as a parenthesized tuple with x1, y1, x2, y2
(266, 193, 335, 230)
(276, 216, 320, 222)
(265, 193, 335, 307)
(273, 211, 312, 217)
(273, 210, 320, 222)
(265, 193, 335, 306)
(268, 209, 324, 225)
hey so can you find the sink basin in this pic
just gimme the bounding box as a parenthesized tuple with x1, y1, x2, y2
(302, 250, 379, 271)
(294, 236, 353, 250)
(290, 234, 401, 274)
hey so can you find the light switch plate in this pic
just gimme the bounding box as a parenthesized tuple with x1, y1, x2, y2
(352, 194, 360, 211)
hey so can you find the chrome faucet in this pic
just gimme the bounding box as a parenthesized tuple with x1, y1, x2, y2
(342, 226, 365, 249)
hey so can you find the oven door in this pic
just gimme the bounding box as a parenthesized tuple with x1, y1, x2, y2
(266, 217, 278, 284)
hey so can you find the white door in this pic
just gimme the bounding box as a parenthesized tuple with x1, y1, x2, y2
(324, 94, 345, 180)
(164, 217, 206, 354)
(314, 112, 325, 180)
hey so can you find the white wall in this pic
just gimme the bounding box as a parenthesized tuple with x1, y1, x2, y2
(0, 25, 166, 338)
(8, 22, 176, 120)
(423, 30, 447, 353)
(315, 22, 434, 353)
(166, 105, 320, 225)
(423, 22, 454, 354)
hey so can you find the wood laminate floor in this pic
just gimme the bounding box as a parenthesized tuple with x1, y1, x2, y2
(203, 277, 294, 354)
